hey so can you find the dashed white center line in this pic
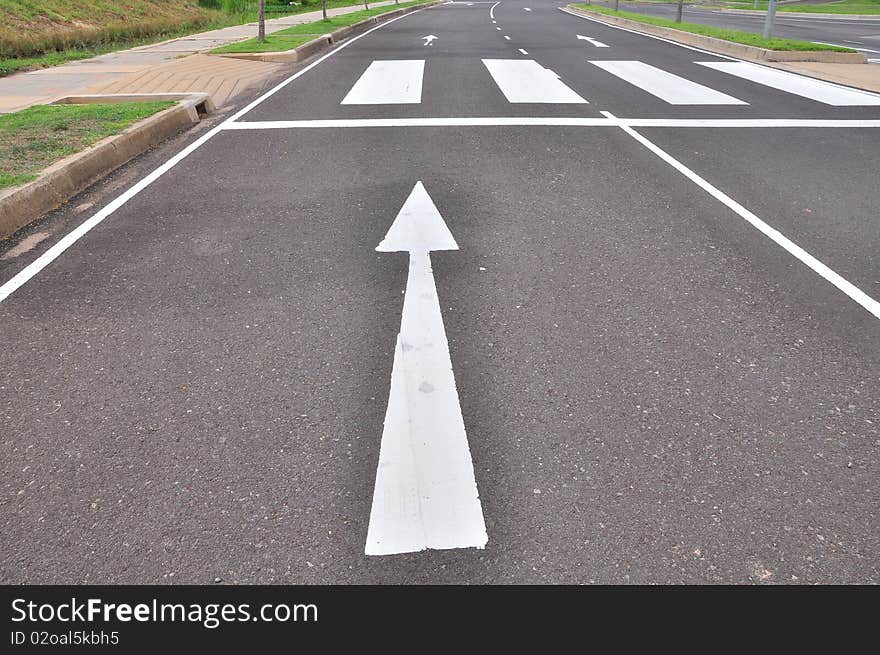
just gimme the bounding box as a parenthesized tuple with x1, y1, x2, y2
(504, 35, 511, 40)
(519, 48, 528, 55)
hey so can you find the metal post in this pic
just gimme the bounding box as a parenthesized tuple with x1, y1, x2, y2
(258, 0, 265, 43)
(322, 0, 327, 20)
(676, 0, 683, 23)
(614, 0, 619, 11)
(763, 0, 778, 39)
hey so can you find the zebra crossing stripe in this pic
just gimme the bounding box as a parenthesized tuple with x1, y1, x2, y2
(590, 61, 747, 105)
(697, 61, 880, 106)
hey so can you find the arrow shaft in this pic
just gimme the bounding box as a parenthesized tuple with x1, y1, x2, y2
(365, 251, 488, 556)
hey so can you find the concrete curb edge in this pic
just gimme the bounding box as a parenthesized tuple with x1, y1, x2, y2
(563, 5, 868, 63)
(0, 93, 211, 239)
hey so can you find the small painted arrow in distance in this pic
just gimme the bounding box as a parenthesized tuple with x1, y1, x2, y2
(365, 182, 488, 557)
(422, 34, 438, 46)
(577, 34, 609, 47)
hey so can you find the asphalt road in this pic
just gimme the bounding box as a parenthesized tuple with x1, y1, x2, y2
(593, 1, 880, 58)
(1, 1, 878, 584)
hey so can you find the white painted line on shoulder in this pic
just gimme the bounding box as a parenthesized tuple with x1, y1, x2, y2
(590, 60, 747, 105)
(601, 110, 880, 321)
(341, 60, 425, 104)
(483, 59, 588, 103)
(367, 182, 488, 556)
(698, 61, 880, 105)
(0, 8, 432, 304)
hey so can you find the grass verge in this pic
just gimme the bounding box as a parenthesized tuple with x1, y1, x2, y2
(0, 0, 403, 77)
(570, 5, 855, 51)
(211, 0, 433, 53)
(716, 0, 880, 13)
(0, 102, 173, 190)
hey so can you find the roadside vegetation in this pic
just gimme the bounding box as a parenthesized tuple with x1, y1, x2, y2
(212, 0, 431, 54)
(0, 0, 402, 77)
(0, 102, 172, 190)
(571, 4, 855, 50)
(591, 0, 880, 12)
(714, 0, 880, 13)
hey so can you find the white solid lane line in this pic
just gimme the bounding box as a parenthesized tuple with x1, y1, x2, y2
(601, 111, 880, 321)
(483, 59, 588, 103)
(341, 60, 425, 104)
(590, 60, 747, 105)
(0, 8, 432, 305)
(224, 117, 880, 129)
(698, 61, 880, 106)
(366, 182, 488, 556)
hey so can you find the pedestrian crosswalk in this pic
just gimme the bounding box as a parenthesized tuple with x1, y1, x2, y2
(339, 58, 880, 108)
(482, 59, 588, 104)
(341, 60, 425, 105)
(697, 61, 880, 107)
(590, 60, 746, 106)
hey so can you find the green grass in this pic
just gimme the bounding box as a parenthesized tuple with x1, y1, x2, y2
(211, 33, 317, 53)
(716, 0, 880, 13)
(0, 0, 402, 76)
(0, 102, 173, 190)
(211, 0, 432, 53)
(570, 4, 855, 50)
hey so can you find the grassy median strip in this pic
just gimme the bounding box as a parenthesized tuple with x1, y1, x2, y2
(211, 0, 432, 53)
(570, 4, 855, 51)
(0, 102, 173, 190)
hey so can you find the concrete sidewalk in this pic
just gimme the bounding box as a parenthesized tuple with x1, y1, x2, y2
(0, 1, 401, 113)
(769, 61, 880, 94)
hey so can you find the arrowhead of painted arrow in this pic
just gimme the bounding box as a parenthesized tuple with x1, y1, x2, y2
(376, 182, 458, 253)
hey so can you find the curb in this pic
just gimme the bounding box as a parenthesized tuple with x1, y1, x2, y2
(0, 93, 211, 239)
(563, 6, 868, 63)
(215, 1, 443, 63)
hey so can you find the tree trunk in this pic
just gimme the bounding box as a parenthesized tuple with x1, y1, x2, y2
(322, 0, 327, 20)
(258, 0, 266, 43)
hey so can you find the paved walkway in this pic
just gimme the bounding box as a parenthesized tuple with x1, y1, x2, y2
(0, 1, 400, 113)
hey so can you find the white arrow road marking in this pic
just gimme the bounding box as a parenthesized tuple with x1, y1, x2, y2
(365, 182, 489, 556)
(577, 34, 608, 47)
(423, 34, 438, 46)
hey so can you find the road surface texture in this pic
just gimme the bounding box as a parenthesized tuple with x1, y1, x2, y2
(1, 1, 878, 584)
(592, 1, 880, 60)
